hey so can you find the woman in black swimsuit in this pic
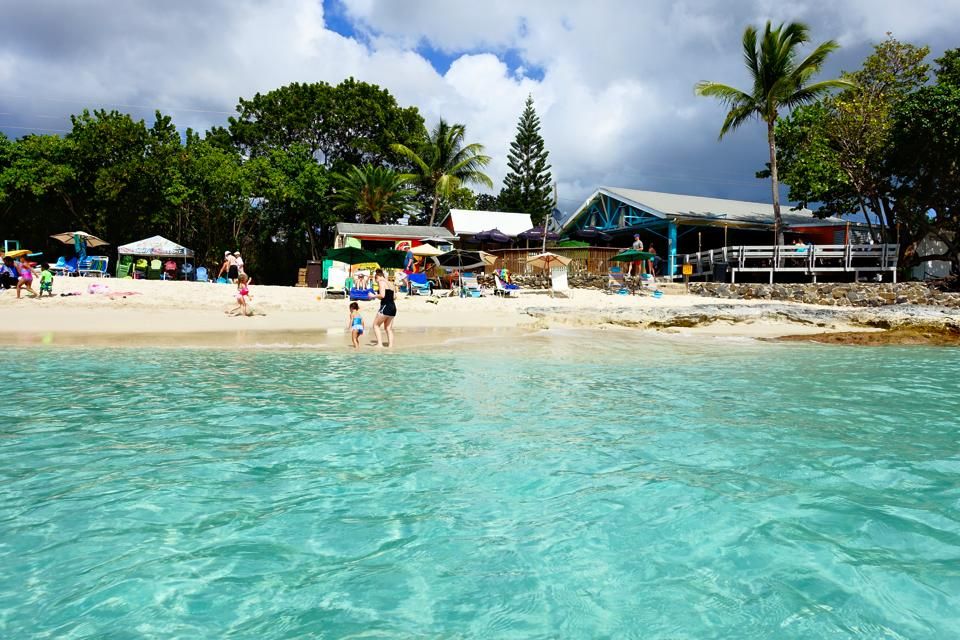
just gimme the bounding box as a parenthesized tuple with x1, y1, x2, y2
(372, 268, 396, 348)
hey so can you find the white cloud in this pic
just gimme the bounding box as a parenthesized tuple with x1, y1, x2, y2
(2, 0, 958, 207)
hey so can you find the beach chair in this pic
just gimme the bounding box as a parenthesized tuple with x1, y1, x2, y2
(134, 258, 148, 279)
(493, 273, 519, 297)
(406, 272, 432, 296)
(460, 273, 483, 298)
(51, 256, 77, 277)
(607, 266, 630, 294)
(181, 262, 194, 280)
(194, 266, 209, 282)
(147, 259, 162, 280)
(550, 266, 570, 298)
(116, 256, 133, 279)
(163, 259, 177, 280)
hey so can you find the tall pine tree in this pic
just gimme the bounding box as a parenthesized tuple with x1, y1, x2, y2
(498, 95, 553, 224)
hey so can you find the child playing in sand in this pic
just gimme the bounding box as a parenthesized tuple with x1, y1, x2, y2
(347, 301, 364, 349)
(227, 273, 252, 316)
(16, 257, 37, 299)
(38, 263, 53, 297)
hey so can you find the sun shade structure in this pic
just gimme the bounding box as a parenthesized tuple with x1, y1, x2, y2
(410, 243, 444, 257)
(517, 227, 560, 242)
(472, 228, 512, 243)
(325, 246, 377, 265)
(50, 231, 109, 247)
(610, 249, 655, 262)
(435, 249, 498, 270)
(525, 252, 572, 270)
(117, 235, 194, 258)
(443, 209, 533, 239)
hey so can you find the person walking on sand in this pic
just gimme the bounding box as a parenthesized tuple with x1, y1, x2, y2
(371, 268, 396, 348)
(346, 301, 364, 349)
(38, 263, 54, 297)
(227, 273, 252, 316)
(234, 251, 245, 277)
(218, 251, 238, 283)
(16, 257, 37, 299)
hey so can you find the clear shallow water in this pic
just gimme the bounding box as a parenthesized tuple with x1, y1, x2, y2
(2, 334, 959, 639)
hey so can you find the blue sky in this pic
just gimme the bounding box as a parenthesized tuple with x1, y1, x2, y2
(1, 0, 958, 212)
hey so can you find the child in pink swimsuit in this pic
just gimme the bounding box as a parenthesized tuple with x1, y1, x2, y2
(16, 257, 37, 299)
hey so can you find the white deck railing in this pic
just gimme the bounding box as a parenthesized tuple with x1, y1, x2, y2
(676, 244, 899, 283)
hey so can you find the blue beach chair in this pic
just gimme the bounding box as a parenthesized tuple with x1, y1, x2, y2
(194, 266, 209, 282)
(406, 272, 432, 296)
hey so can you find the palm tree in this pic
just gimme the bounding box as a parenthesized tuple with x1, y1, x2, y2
(695, 21, 853, 243)
(391, 119, 493, 226)
(332, 165, 416, 224)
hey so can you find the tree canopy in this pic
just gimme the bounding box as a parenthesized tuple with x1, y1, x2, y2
(695, 21, 851, 241)
(498, 95, 553, 225)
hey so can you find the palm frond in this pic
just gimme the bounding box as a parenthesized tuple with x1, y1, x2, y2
(694, 82, 754, 107)
(719, 103, 759, 138)
(780, 78, 857, 109)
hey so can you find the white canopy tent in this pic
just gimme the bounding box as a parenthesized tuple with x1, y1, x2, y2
(117, 235, 195, 259)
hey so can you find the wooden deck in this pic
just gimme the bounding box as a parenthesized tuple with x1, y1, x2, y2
(677, 244, 899, 283)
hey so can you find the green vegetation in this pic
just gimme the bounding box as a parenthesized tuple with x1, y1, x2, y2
(0, 79, 490, 283)
(498, 95, 553, 224)
(771, 37, 960, 271)
(695, 21, 852, 242)
(391, 119, 492, 226)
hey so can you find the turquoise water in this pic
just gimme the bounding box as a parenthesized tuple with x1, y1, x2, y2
(2, 334, 959, 638)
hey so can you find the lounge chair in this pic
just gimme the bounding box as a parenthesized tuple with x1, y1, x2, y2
(607, 266, 631, 294)
(406, 272, 432, 296)
(195, 266, 209, 282)
(163, 259, 178, 280)
(493, 273, 519, 297)
(51, 256, 78, 277)
(78, 256, 109, 277)
(349, 288, 376, 301)
(116, 256, 133, 279)
(460, 272, 483, 298)
(147, 259, 162, 280)
(550, 266, 570, 298)
(134, 258, 148, 279)
(181, 262, 194, 280)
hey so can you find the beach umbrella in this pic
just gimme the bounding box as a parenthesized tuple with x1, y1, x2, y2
(4, 249, 32, 259)
(325, 246, 377, 265)
(371, 248, 407, 269)
(557, 239, 590, 248)
(517, 227, 560, 242)
(50, 231, 109, 247)
(609, 249, 655, 262)
(473, 228, 512, 244)
(526, 252, 572, 270)
(410, 243, 444, 257)
(576, 227, 612, 242)
(435, 249, 498, 270)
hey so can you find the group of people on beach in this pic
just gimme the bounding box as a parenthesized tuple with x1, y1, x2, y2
(1, 255, 54, 299)
(346, 268, 397, 349)
(217, 251, 245, 283)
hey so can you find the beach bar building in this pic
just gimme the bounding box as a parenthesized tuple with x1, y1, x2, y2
(560, 187, 895, 282)
(334, 223, 457, 250)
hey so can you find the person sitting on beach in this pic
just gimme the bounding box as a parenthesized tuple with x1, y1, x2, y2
(347, 301, 364, 349)
(0, 256, 18, 290)
(16, 257, 37, 299)
(38, 263, 54, 297)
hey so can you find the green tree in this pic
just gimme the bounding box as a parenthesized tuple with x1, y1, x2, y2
(224, 79, 425, 169)
(498, 95, 553, 224)
(772, 37, 930, 242)
(695, 21, 852, 242)
(888, 50, 960, 271)
(474, 193, 500, 211)
(391, 119, 492, 226)
(332, 165, 415, 223)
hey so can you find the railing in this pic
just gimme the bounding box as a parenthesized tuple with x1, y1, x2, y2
(486, 247, 623, 275)
(677, 244, 899, 283)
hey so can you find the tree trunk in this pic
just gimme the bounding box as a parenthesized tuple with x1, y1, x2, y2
(856, 194, 878, 243)
(767, 120, 784, 245)
(428, 192, 439, 227)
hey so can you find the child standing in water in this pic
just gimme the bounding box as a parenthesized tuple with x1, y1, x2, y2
(347, 301, 364, 349)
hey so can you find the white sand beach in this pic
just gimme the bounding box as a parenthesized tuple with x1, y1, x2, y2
(0, 276, 897, 348)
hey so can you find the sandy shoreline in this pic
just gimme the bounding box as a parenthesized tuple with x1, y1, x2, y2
(1, 276, 957, 347)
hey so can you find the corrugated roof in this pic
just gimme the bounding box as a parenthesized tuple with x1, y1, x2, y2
(447, 209, 534, 236)
(566, 187, 845, 230)
(336, 223, 456, 239)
